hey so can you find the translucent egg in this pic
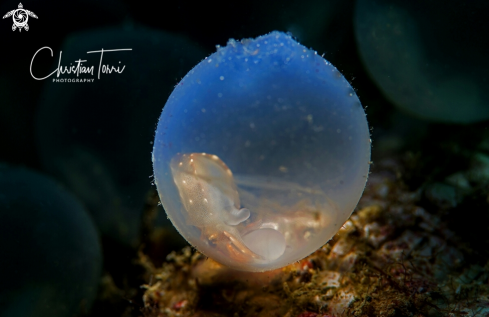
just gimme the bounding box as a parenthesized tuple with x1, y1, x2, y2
(0, 167, 102, 317)
(355, 0, 489, 123)
(152, 31, 370, 271)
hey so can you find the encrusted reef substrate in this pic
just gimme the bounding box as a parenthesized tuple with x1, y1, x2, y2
(141, 156, 489, 317)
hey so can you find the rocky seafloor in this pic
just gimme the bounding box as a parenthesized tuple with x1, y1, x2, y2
(84, 126, 489, 317)
(135, 131, 489, 317)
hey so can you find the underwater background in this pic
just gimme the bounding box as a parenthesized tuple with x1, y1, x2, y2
(1, 0, 488, 316)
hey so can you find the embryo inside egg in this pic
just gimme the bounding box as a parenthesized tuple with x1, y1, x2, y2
(152, 31, 371, 271)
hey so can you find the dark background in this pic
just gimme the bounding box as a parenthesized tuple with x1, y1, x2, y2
(1, 0, 488, 316)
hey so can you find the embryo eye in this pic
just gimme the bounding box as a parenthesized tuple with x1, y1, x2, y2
(152, 31, 371, 272)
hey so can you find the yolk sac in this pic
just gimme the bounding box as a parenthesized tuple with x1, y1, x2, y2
(152, 31, 371, 271)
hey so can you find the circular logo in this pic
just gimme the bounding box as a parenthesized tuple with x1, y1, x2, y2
(13, 9, 27, 27)
(3, 3, 38, 32)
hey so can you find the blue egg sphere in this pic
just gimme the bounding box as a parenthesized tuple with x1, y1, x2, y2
(153, 31, 370, 271)
(0, 167, 102, 317)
